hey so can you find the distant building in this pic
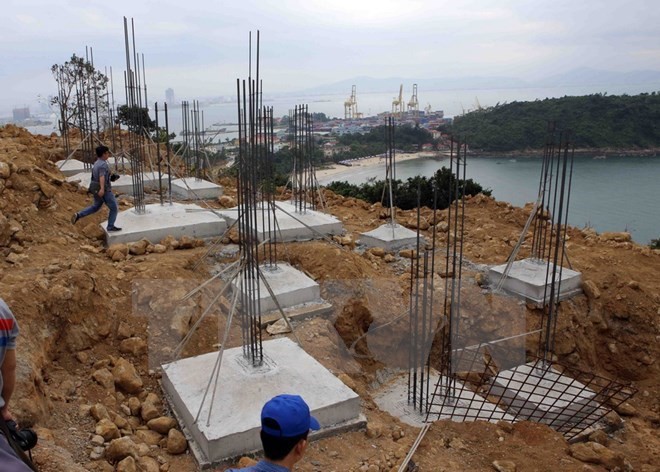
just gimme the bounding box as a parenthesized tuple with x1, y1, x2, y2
(12, 107, 30, 121)
(165, 88, 175, 104)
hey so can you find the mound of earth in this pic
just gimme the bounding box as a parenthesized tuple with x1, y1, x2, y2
(0, 125, 658, 471)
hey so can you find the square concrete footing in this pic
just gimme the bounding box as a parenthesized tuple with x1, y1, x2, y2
(374, 373, 514, 427)
(232, 263, 323, 314)
(488, 258, 582, 305)
(104, 202, 227, 245)
(490, 361, 602, 428)
(67, 171, 171, 194)
(161, 337, 364, 467)
(57, 159, 89, 177)
(171, 177, 224, 200)
(107, 157, 132, 170)
(218, 201, 343, 242)
(359, 223, 421, 251)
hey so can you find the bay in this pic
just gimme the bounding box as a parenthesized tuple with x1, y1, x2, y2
(318, 154, 660, 245)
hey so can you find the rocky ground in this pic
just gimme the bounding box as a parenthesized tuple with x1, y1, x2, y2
(0, 124, 658, 471)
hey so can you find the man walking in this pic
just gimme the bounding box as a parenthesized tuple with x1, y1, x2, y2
(71, 145, 122, 232)
(226, 394, 320, 471)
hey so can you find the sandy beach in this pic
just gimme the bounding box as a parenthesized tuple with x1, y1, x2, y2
(316, 152, 441, 181)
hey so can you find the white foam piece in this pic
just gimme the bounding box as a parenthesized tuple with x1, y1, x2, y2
(66, 171, 171, 195)
(374, 373, 515, 427)
(218, 201, 343, 242)
(359, 223, 421, 251)
(171, 177, 224, 200)
(490, 362, 602, 427)
(233, 263, 321, 314)
(104, 202, 227, 245)
(56, 159, 88, 177)
(161, 337, 362, 465)
(488, 258, 582, 305)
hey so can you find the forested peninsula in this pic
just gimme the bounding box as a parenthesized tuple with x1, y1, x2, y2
(447, 92, 660, 152)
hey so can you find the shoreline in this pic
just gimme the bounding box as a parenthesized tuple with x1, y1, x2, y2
(316, 147, 660, 181)
(316, 152, 443, 180)
(468, 147, 660, 158)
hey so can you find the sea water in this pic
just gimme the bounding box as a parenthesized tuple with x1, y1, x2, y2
(318, 154, 660, 245)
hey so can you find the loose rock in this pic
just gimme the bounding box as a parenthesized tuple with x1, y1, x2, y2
(166, 429, 187, 454)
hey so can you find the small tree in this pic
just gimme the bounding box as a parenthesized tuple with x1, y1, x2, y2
(116, 105, 175, 142)
(117, 105, 155, 134)
(51, 54, 109, 131)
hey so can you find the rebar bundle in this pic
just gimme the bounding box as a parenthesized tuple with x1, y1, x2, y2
(153, 102, 173, 205)
(407, 184, 439, 414)
(122, 16, 148, 214)
(431, 137, 468, 405)
(381, 116, 397, 224)
(534, 126, 576, 363)
(235, 30, 280, 366)
(288, 104, 318, 212)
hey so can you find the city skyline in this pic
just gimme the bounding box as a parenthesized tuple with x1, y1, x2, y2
(2, 0, 660, 115)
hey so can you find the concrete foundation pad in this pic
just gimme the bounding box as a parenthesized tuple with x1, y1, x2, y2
(218, 201, 343, 242)
(161, 337, 363, 466)
(490, 361, 602, 428)
(488, 258, 582, 305)
(171, 177, 224, 200)
(67, 172, 136, 194)
(374, 373, 515, 427)
(107, 157, 132, 170)
(233, 263, 322, 314)
(260, 301, 333, 327)
(359, 223, 422, 251)
(57, 159, 89, 177)
(104, 202, 227, 245)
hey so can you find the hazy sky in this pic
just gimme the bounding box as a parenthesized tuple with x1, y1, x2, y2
(1, 0, 659, 114)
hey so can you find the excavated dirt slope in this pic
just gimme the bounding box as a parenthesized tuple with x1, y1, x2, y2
(0, 125, 658, 471)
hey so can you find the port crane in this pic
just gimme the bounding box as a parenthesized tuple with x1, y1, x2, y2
(407, 83, 419, 118)
(344, 85, 360, 119)
(391, 84, 404, 119)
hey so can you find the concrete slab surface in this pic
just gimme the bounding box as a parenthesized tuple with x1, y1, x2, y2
(374, 373, 514, 427)
(68, 171, 171, 195)
(359, 223, 422, 251)
(104, 202, 227, 245)
(171, 177, 224, 200)
(233, 263, 322, 314)
(107, 156, 132, 170)
(161, 337, 362, 465)
(217, 201, 343, 242)
(57, 159, 89, 177)
(489, 258, 582, 305)
(491, 362, 602, 427)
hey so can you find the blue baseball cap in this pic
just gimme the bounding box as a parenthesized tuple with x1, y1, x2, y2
(261, 394, 321, 437)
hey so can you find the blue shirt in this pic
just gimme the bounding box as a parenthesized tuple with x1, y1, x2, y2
(0, 298, 19, 410)
(91, 158, 111, 189)
(225, 460, 290, 472)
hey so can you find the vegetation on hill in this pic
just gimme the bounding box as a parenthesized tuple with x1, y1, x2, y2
(445, 92, 660, 152)
(326, 167, 491, 210)
(332, 124, 436, 162)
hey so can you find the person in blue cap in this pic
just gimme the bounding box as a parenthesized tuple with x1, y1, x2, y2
(227, 394, 320, 471)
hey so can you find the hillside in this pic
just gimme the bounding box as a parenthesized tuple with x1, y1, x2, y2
(449, 93, 660, 152)
(0, 124, 658, 471)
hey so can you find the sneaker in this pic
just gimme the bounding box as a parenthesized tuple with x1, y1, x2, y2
(71, 213, 79, 224)
(107, 226, 122, 232)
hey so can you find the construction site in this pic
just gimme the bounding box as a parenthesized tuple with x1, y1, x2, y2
(0, 20, 658, 472)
